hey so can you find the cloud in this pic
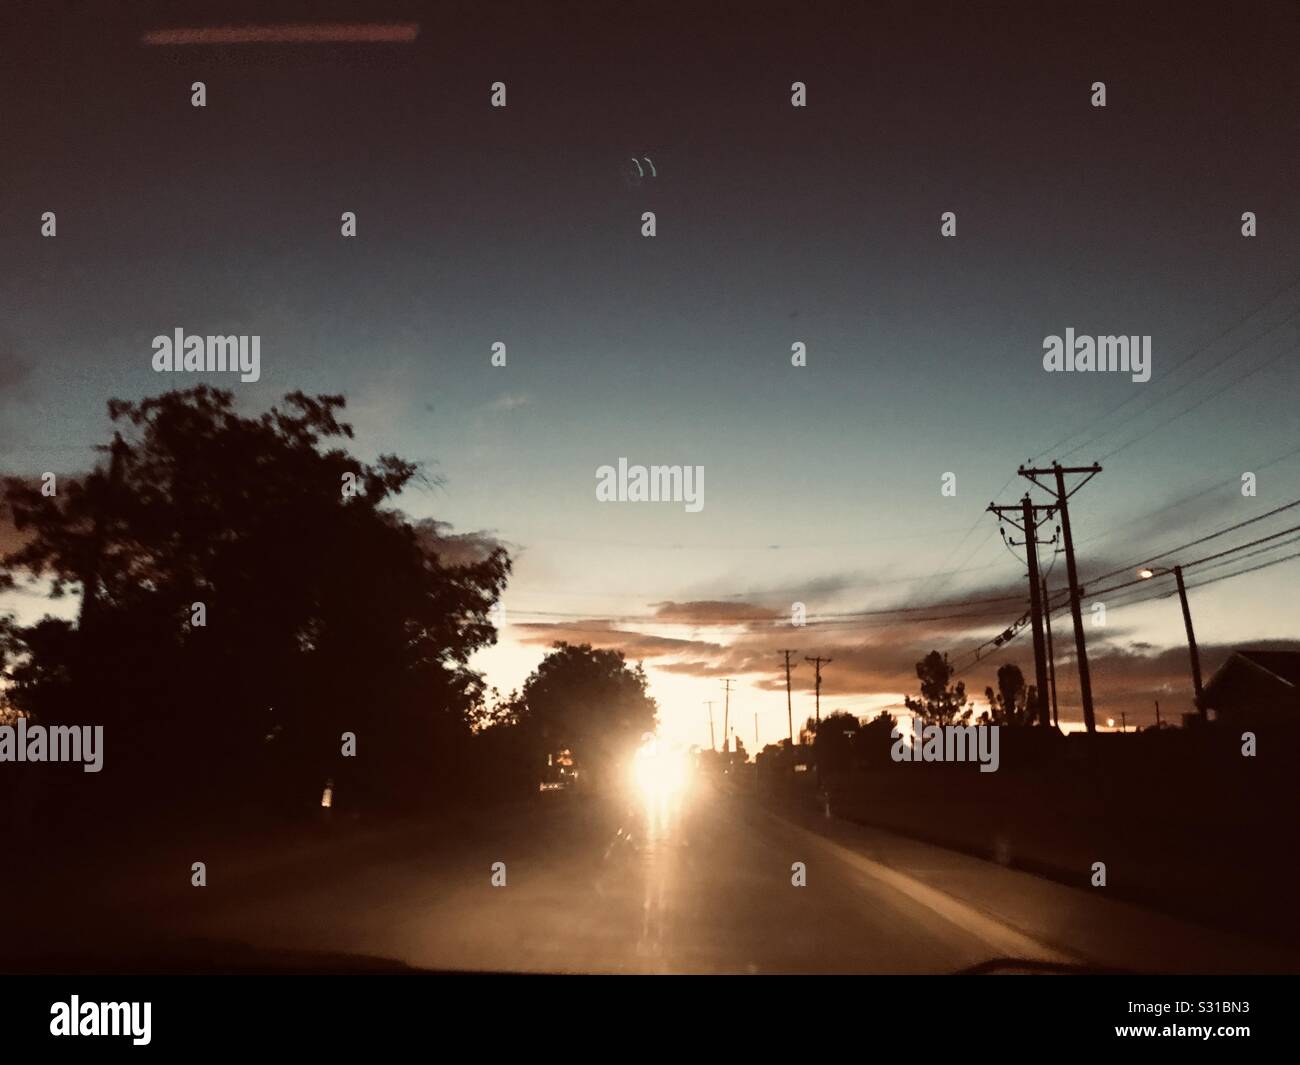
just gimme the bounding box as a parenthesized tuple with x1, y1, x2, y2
(650, 600, 782, 626)
(504, 590, 1300, 730)
(513, 618, 722, 659)
(410, 518, 509, 567)
(481, 392, 531, 413)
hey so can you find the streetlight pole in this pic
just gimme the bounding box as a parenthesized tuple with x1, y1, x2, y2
(1138, 564, 1205, 719)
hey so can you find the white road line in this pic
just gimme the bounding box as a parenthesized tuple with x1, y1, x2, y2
(760, 808, 1075, 964)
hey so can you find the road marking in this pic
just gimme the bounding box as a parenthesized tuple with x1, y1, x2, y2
(759, 809, 1075, 964)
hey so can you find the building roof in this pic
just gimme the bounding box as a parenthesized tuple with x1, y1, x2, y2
(1234, 650, 1300, 688)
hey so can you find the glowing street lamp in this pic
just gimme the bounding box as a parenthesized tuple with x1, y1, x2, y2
(1137, 564, 1205, 717)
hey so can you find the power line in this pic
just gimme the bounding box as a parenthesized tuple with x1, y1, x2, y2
(501, 502, 1300, 639)
(987, 495, 1058, 726)
(1020, 463, 1102, 731)
(1178, 549, 1300, 593)
(1070, 441, 1300, 553)
(1178, 532, 1300, 576)
(837, 298, 1294, 610)
(1084, 497, 1300, 586)
(1098, 339, 1298, 462)
(954, 519, 1300, 676)
(1065, 306, 1300, 461)
(1028, 274, 1300, 463)
(505, 509, 1300, 632)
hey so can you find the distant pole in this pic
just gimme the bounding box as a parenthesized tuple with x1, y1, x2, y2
(754, 712, 759, 750)
(706, 700, 716, 751)
(1121, 711, 1127, 733)
(1042, 577, 1059, 728)
(1155, 699, 1161, 727)
(804, 657, 832, 725)
(722, 679, 734, 753)
(1173, 565, 1205, 718)
(779, 650, 798, 746)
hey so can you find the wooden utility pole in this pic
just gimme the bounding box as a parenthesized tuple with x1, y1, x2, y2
(804, 656, 831, 726)
(1042, 577, 1059, 728)
(778, 650, 798, 745)
(986, 496, 1055, 727)
(722, 679, 734, 753)
(1019, 463, 1102, 733)
(1172, 564, 1206, 718)
(705, 700, 716, 751)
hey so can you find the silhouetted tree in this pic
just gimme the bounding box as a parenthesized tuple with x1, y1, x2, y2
(853, 709, 898, 764)
(514, 642, 658, 783)
(0, 387, 510, 814)
(983, 663, 1035, 725)
(813, 710, 859, 773)
(903, 650, 970, 726)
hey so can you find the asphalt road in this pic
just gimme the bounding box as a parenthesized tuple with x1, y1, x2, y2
(12, 777, 1294, 974)
(20, 781, 1049, 974)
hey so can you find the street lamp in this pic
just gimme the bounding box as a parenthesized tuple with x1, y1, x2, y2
(1137, 564, 1205, 718)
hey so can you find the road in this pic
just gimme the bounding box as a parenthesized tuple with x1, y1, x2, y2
(11, 777, 1296, 974)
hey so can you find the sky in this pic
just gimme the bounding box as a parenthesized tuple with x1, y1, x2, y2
(2, 1, 1299, 750)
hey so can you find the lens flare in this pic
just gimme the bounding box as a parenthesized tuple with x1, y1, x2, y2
(629, 735, 693, 840)
(631, 735, 688, 799)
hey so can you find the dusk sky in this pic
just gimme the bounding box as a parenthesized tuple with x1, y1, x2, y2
(3, 2, 1298, 749)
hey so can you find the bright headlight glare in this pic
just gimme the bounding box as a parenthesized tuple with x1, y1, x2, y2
(631, 739, 688, 801)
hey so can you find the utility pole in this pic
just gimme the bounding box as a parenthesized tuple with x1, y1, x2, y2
(705, 700, 716, 751)
(722, 679, 734, 753)
(1042, 577, 1059, 728)
(804, 656, 831, 726)
(1019, 463, 1102, 733)
(1155, 699, 1161, 727)
(778, 650, 798, 746)
(986, 496, 1055, 727)
(1137, 563, 1205, 719)
(1173, 565, 1206, 717)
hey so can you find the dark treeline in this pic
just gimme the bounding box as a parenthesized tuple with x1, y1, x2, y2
(1, 388, 663, 838)
(0, 387, 523, 831)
